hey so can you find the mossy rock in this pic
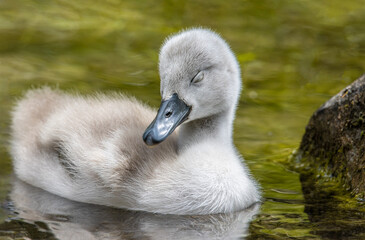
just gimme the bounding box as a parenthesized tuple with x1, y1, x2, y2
(298, 74, 365, 198)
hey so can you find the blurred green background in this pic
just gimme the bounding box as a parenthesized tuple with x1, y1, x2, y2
(1, 0, 365, 239)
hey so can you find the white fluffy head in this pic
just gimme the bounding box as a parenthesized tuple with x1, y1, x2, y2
(158, 28, 241, 121)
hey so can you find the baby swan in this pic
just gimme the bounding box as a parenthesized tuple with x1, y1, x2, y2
(10, 28, 260, 215)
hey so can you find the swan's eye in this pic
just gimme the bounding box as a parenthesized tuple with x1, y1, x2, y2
(191, 71, 204, 84)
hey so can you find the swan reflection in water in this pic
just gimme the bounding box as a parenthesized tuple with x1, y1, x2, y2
(7, 178, 260, 240)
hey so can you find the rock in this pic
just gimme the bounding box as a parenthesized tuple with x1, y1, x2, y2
(298, 74, 365, 197)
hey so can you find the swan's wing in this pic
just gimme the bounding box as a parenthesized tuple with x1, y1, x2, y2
(10, 88, 177, 207)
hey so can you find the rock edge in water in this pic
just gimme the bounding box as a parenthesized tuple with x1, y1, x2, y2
(298, 74, 365, 197)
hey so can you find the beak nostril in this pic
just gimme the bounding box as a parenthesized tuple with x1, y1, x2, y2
(165, 111, 172, 118)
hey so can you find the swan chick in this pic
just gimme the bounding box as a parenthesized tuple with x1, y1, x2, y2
(11, 28, 261, 215)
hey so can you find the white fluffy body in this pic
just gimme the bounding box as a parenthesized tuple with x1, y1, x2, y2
(10, 28, 261, 215)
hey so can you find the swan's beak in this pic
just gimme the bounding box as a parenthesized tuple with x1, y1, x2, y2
(143, 93, 191, 146)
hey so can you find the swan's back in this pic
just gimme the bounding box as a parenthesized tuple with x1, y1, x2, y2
(11, 88, 178, 207)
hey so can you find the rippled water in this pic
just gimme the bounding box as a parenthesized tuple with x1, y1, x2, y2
(1, 0, 365, 239)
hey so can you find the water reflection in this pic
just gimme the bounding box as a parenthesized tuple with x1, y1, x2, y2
(4, 178, 260, 240)
(300, 172, 365, 239)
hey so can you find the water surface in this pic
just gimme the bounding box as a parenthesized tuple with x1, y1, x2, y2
(1, 0, 365, 239)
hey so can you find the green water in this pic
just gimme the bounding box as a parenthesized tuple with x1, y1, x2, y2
(1, 0, 365, 239)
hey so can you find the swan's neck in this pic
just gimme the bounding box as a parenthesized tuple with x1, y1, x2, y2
(177, 108, 235, 150)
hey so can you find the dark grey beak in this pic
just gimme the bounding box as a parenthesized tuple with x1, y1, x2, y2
(143, 93, 191, 146)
